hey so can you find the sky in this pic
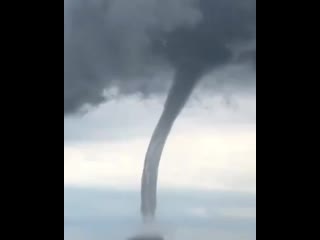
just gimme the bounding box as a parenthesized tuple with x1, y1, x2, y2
(64, 74, 256, 240)
(64, 0, 256, 239)
(64, 87, 256, 192)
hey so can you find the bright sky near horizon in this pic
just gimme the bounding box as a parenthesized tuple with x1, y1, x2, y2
(64, 90, 256, 193)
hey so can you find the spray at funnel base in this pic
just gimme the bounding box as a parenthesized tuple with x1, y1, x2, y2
(128, 235, 164, 240)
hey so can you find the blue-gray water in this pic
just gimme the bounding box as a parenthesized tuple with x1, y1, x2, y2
(64, 188, 256, 240)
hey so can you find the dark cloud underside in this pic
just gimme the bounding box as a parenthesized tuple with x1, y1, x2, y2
(64, 0, 256, 114)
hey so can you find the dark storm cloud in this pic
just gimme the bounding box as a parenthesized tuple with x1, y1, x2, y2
(64, 0, 256, 114)
(64, 0, 256, 222)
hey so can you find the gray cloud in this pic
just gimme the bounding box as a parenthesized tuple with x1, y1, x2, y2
(64, 0, 256, 115)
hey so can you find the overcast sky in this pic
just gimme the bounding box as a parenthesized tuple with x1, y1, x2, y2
(64, 67, 256, 192)
(64, 74, 256, 239)
(64, 0, 256, 239)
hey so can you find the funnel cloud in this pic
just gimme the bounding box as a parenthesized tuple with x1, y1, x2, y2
(64, 0, 256, 222)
